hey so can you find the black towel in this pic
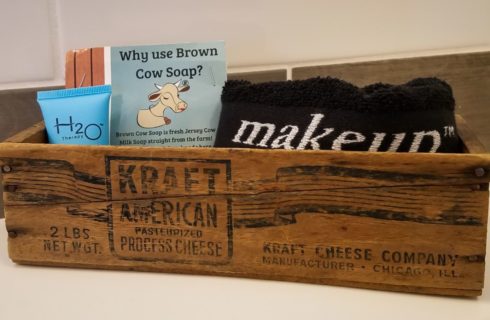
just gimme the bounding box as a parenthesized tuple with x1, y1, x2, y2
(214, 77, 461, 153)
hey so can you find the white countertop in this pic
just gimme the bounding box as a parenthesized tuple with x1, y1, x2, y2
(1, 218, 489, 320)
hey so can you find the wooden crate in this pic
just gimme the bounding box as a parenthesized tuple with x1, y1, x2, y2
(0, 116, 489, 297)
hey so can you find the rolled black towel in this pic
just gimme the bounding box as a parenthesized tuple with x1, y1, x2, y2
(214, 77, 461, 153)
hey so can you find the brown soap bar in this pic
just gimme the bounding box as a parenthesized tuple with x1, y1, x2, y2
(65, 47, 105, 88)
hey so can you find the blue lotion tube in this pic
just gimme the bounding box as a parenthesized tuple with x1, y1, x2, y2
(37, 85, 111, 145)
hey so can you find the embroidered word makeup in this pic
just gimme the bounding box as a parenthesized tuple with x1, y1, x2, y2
(232, 113, 450, 153)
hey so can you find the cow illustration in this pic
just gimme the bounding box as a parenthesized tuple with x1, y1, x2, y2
(137, 80, 190, 128)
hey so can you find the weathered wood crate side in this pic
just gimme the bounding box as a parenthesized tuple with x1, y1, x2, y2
(1, 118, 489, 297)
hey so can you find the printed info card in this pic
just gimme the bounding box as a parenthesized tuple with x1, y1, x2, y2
(109, 41, 226, 146)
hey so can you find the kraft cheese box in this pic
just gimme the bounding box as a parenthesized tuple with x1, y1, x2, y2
(65, 41, 226, 147)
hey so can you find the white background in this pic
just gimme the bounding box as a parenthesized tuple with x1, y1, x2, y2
(1, 0, 490, 89)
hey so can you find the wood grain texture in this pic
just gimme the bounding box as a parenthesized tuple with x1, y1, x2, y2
(456, 114, 487, 153)
(292, 51, 490, 151)
(2, 50, 490, 293)
(4, 122, 46, 144)
(91, 48, 105, 86)
(65, 50, 76, 88)
(0, 142, 488, 296)
(74, 49, 92, 88)
(0, 92, 53, 218)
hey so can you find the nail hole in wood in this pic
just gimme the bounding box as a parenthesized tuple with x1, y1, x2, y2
(474, 167, 486, 177)
(2, 165, 12, 173)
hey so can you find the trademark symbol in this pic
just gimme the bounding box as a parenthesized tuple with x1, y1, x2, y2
(444, 126, 456, 137)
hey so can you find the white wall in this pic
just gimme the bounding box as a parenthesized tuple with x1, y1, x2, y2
(1, 0, 490, 89)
